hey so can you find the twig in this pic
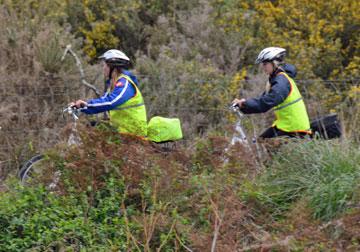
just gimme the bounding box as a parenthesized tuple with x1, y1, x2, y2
(156, 219, 176, 252)
(237, 236, 293, 252)
(174, 230, 194, 252)
(202, 184, 224, 252)
(61, 44, 101, 97)
(121, 188, 142, 252)
(211, 213, 223, 252)
(319, 219, 343, 231)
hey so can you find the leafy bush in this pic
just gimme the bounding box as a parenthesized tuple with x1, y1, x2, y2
(0, 177, 132, 251)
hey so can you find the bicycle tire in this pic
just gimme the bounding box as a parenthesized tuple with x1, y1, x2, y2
(18, 154, 44, 183)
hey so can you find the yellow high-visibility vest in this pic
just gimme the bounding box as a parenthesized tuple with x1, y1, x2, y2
(273, 72, 311, 133)
(109, 74, 147, 136)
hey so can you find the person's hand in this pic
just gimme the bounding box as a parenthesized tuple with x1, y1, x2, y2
(69, 100, 88, 108)
(232, 98, 246, 108)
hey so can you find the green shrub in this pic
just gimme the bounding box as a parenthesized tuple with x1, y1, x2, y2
(0, 178, 133, 251)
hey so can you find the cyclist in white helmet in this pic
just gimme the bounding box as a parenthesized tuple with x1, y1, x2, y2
(232, 47, 311, 138)
(70, 49, 148, 137)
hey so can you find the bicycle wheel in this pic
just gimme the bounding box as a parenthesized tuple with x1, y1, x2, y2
(18, 154, 45, 183)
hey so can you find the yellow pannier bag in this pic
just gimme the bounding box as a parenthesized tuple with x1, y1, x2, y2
(147, 116, 183, 143)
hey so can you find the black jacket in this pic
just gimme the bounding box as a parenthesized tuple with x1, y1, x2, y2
(241, 64, 297, 114)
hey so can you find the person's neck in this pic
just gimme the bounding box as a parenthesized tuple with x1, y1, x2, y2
(111, 71, 123, 84)
(270, 67, 283, 78)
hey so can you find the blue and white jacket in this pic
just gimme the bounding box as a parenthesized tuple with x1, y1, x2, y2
(81, 70, 138, 115)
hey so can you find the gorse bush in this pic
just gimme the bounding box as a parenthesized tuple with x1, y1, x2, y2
(244, 140, 360, 220)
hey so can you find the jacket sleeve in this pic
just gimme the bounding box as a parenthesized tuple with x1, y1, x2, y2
(81, 78, 136, 115)
(240, 75, 291, 114)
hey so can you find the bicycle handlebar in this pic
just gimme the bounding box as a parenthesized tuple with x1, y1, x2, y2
(63, 105, 87, 121)
(229, 103, 245, 118)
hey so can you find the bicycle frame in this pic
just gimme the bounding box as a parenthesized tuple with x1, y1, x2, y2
(223, 105, 251, 165)
(223, 104, 265, 169)
(63, 106, 85, 146)
(229, 105, 250, 147)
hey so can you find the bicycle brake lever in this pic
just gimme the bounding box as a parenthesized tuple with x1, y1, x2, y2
(63, 105, 87, 120)
(62, 106, 77, 118)
(229, 104, 245, 118)
(231, 103, 239, 108)
(229, 103, 240, 112)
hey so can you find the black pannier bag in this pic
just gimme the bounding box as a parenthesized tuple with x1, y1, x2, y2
(310, 113, 342, 139)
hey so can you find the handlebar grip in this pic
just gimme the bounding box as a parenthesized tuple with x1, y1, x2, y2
(68, 104, 87, 111)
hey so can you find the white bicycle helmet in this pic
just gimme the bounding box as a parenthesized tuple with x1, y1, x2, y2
(255, 47, 286, 64)
(99, 49, 130, 67)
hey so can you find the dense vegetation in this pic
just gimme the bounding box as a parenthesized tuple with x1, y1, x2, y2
(0, 0, 359, 250)
(1, 129, 360, 251)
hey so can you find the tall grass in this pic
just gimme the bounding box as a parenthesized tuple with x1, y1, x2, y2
(245, 139, 360, 220)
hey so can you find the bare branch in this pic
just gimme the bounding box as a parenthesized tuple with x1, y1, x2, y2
(156, 220, 176, 252)
(237, 236, 294, 252)
(121, 188, 142, 252)
(61, 44, 101, 97)
(201, 183, 224, 252)
(211, 214, 223, 252)
(174, 230, 194, 252)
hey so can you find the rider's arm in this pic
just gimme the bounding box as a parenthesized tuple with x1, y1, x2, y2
(81, 78, 136, 114)
(240, 75, 291, 114)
